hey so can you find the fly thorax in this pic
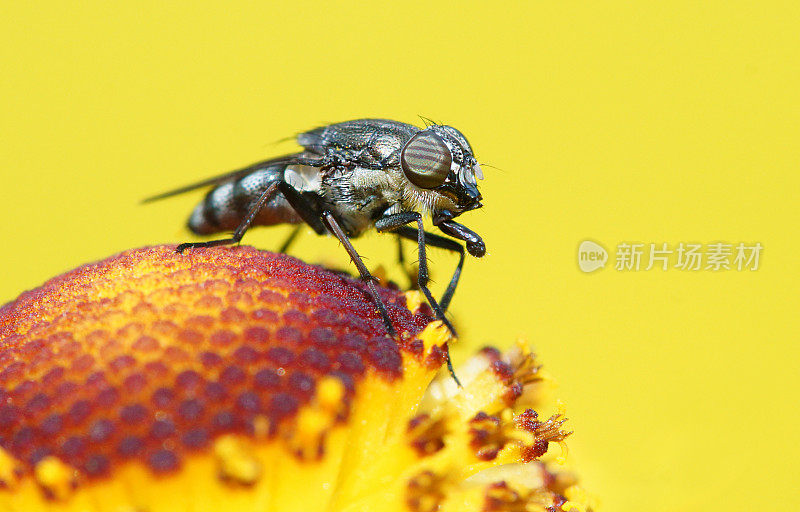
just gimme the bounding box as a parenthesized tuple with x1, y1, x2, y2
(319, 166, 392, 237)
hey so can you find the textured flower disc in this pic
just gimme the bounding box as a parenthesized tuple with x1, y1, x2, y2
(0, 246, 593, 512)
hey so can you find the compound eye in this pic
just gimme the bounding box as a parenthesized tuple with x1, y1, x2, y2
(401, 132, 452, 189)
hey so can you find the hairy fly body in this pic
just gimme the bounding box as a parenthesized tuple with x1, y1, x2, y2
(144, 118, 486, 383)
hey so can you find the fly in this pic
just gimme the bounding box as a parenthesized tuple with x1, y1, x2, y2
(144, 118, 486, 384)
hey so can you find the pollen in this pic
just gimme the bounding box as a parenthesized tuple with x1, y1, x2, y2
(418, 320, 453, 354)
(0, 245, 594, 511)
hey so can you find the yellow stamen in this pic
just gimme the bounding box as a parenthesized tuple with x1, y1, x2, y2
(404, 290, 424, 314)
(418, 321, 453, 354)
(556, 441, 570, 465)
(562, 484, 596, 512)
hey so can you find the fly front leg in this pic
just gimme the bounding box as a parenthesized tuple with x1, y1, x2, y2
(376, 212, 462, 385)
(395, 237, 419, 291)
(432, 210, 485, 258)
(376, 212, 423, 290)
(377, 213, 468, 313)
(393, 227, 465, 313)
(322, 212, 396, 337)
(433, 219, 485, 311)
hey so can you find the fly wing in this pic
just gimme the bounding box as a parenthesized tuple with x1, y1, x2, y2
(141, 154, 310, 203)
(143, 119, 418, 203)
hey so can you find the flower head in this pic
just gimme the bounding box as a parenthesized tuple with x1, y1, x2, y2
(0, 245, 593, 511)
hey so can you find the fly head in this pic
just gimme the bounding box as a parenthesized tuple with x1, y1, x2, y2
(400, 124, 484, 217)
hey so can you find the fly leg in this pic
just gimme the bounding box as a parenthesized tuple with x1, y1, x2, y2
(376, 213, 462, 385)
(432, 219, 486, 311)
(395, 236, 419, 291)
(176, 178, 326, 254)
(276, 225, 303, 254)
(274, 191, 398, 336)
(435, 220, 486, 259)
(322, 212, 396, 337)
(176, 181, 281, 253)
(175, 181, 395, 335)
(376, 213, 469, 312)
(393, 227, 465, 313)
(275, 187, 396, 338)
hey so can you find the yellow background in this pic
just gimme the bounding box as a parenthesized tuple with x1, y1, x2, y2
(2, 2, 798, 510)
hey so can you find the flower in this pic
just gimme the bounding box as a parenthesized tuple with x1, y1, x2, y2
(0, 245, 594, 511)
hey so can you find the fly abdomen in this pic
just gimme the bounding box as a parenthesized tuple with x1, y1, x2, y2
(188, 166, 301, 235)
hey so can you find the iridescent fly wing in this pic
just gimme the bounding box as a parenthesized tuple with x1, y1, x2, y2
(141, 154, 312, 203)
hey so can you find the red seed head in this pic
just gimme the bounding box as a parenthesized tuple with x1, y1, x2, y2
(0, 245, 434, 480)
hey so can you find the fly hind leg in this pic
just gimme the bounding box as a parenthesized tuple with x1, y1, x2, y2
(277, 225, 303, 254)
(393, 226, 465, 313)
(176, 179, 327, 254)
(396, 237, 420, 291)
(176, 181, 281, 253)
(177, 181, 398, 337)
